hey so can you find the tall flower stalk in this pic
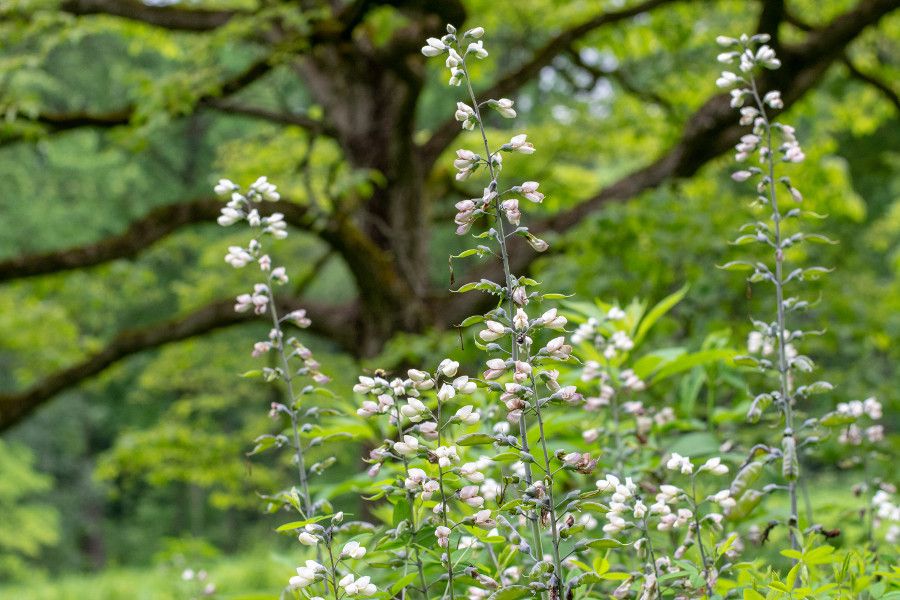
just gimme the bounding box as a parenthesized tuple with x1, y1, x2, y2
(216, 178, 379, 599)
(716, 34, 828, 550)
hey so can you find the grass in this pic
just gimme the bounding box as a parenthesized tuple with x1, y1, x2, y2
(0, 552, 295, 600)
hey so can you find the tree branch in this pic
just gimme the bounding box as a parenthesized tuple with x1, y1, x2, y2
(436, 0, 898, 325)
(0, 296, 358, 431)
(841, 54, 900, 112)
(0, 199, 313, 282)
(1, 55, 276, 147)
(418, 0, 687, 166)
(60, 0, 239, 31)
(205, 100, 337, 136)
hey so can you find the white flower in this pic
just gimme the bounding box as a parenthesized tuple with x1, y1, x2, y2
(633, 500, 647, 519)
(270, 266, 288, 284)
(421, 479, 439, 500)
(297, 531, 318, 546)
(225, 246, 252, 268)
(479, 320, 506, 342)
(438, 383, 456, 402)
(455, 102, 476, 129)
(467, 40, 488, 59)
(214, 178, 238, 196)
(341, 540, 367, 559)
(445, 48, 462, 68)
(464, 27, 484, 39)
(453, 375, 477, 394)
(540, 308, 567, 330)
(763, 90, 783, 109)
(460, 485, 485, 507)
(666, 452, 693, 474)
(484, 358, 507, 379)
(217, 206, 242, 226)
(701, 457, 729, 475)
(249, 176, 279, 202)
(518, 181, 544, 203)
(426, 37, 446, 50)
(863, 397, 882, 419)
(394, 435, 420, 456)
(436, 525, 451, 547)
(400, 398, 427, 422)
(454, 148, 478, 171)
(339, 574, 377, 596)
(460, 461, 485, 483)
(756, 44, 781, 69)
(596, 474, 620, 492)
(506, 134, 535, 154)
(493, 98, 516, 118)
(544, 336, 572, 359)
(501, 198, 520, 225)
(419, 421, 438, 440)
(603, 514, 627, 534)
(513, 308, 529, 330)
(455, 405, 480, 425)
(473, 509, 495, 528)
(289, 561, 323, 589)
(709, 489, 736, 509)
(435, 445, 460, 468)
(716, 71, 740, 88)
(439, 359, 460, 377)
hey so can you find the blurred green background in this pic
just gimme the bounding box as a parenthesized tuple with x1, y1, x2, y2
(0, 0, 896, 597)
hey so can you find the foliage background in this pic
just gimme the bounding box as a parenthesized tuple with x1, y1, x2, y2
(0, 0, 897, 595)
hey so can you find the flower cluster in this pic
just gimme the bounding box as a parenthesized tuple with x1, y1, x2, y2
(211, 24, 894, 600)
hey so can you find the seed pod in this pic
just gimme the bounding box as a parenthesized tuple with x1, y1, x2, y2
(726, 489, 766, 521)
(746, 393, 773, 423)
(730, 460, 764, 497)
(782, 434, 799, 481)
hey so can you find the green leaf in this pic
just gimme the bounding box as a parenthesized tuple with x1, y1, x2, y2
(453, 282, 478, 293)
(802, 233, 838, 245)
(392, 500, 412, 527)
(718, 261, 754, 271)
(818, 412, 856, 427)
(578, 538, 628, 550)
(650, 348, 736, 382)
(666, 432, 721, 457)
(569, 572, 604, 588)
(634, 284, 688, 345)
(459, 315, 485, 327)
(390, 572, 420, 595)
(488, 585, 533, 600)
(275, 515, 330, 532)
(457, 433, 496, 446)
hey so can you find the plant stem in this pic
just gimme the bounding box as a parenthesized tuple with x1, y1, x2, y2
(531, 372, 565, 597)
(457, 49, 545, 562)
(267, 289, 313, 515)
(436, 395, 456, 600)
(325, 536, 341, 600)
(606, 360, 624, 475)
(267, 289, 331, 594)
(392, 406, 428, 599)
(748, 72, 800, 551)
(641, 515, 661, 600)
(690, 477, 714, 597)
